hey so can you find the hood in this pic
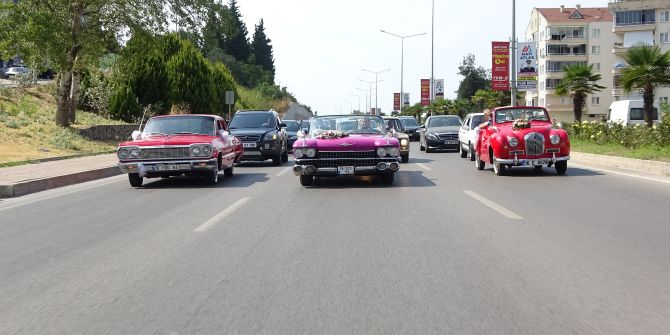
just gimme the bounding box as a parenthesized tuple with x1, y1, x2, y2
(286, 130, 299, 137)
(293, 134, 399, 151)
(427, 126, 460, 134)
(497, 121, 554, 136)
(119, 134, 215, 147)
(229, 128, 275, 137)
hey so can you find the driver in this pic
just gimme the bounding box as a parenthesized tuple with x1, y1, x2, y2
(358, 117, 372, 130)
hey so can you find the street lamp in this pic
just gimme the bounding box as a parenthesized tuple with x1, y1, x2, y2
(362, 68, 390, 116)
(350, 93, 361, 114)
(359, 78, 383, 115)
(380, 30, 426, 113)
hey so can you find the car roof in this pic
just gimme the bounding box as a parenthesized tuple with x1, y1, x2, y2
(314, 114, 382, 119)
(151, 114, 221, 119)
(236, 110, 276, 114)
(430, 114, 460, 118)
(382, 116, 400, 120)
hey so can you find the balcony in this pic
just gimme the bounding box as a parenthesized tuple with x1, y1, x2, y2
(613, 42, 628, 55)
(613, 23, 655, 34)
(612, 87, 624, 96)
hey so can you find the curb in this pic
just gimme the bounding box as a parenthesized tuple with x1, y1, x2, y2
(0, 166, 121, 198)
(571, 151, 670, 176)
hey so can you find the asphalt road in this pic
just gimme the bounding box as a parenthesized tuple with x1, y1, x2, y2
(1, 142, 669, 334)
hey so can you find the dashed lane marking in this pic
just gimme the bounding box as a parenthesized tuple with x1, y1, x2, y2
(463, 190, 523, 220)
(194, 197, 250, 232)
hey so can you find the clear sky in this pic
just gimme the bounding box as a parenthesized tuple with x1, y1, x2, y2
(237, 0, 608, 115)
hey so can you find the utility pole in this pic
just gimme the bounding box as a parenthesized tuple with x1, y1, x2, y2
(430, 0, 435, 106)
(510, 0, 517, 106)
(362, 69, 390, 116)
(380, 30, 426, 114)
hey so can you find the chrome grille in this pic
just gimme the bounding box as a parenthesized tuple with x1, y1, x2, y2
(140, 147, 191, 159)
(237, 135, 261, 142)
(524, 132, 545, 156)
(317, 151, 376, 159)
(316, 159, 380, 168)
(437, 133, 458, 141)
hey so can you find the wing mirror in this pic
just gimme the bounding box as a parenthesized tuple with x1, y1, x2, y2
(219, 130, 229, 137)
(131, 130, 142, 140)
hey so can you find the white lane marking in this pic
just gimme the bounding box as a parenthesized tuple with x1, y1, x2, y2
(417, 163, 432, 171)
(570, 163, 670, 186)
(463, 190, 523, 220)
(275, 167, 291, 177)
(194, 197, 250, 232)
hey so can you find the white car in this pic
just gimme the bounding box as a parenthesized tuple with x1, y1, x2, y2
(4, 66, 31, 79)
(458, 112, 485, 161)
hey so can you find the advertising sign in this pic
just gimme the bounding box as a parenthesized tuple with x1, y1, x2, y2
(491, 41, 510, 91)
(517, 42, 538, 91)
(403, 93, 410, 106)
(435, 79, 445, 98)
(394, 93, 401, 111)
(421, 79, 430, 106)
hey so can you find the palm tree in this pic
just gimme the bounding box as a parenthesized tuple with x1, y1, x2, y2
(555, 64, 605, 123)
(621, 44, 670, 127)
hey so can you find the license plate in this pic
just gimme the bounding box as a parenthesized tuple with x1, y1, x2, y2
(525, 160, 547, 166)
(445, 140, 458, 144)
(154, 164, 179, 171)
(243, 142, 257, 148)
(337, 166, 354, 175)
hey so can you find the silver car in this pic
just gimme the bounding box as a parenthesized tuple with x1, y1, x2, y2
(4, 66, 31, 79)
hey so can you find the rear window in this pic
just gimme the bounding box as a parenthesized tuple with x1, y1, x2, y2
(471, 115, 485, 126)
(230, 113, 276, 129)
(285, 121, 301, 131)
(630, 108, 658, 120)
(401, 118, 419, 127)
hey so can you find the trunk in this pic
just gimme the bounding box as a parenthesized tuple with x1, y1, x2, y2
(68, 69, 81, 123)
(55, 2, 83, 127)
(643, 84, 654, 128)
(55, 69, 73, 127)
(573, 93, 584, 123)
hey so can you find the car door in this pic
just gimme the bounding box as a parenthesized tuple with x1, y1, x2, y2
(459, 116, 470, 145)
(420, 117, 429, 146)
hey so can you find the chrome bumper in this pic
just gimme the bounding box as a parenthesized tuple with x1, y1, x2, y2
(495, 153, 570, 166)
(293, 162, 400, 176)
(118, 158, 217, 176)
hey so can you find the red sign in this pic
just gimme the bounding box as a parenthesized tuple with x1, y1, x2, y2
(492, 41, 510, 91)
(421, 79, 430, 106)
(393, 93, 401, 111)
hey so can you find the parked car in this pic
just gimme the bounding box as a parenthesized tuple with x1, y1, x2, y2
(474, 106, 570, 176)
(285, 120, 302, 148)
(419, 115, 462, 153)
(458, 112, 486, 161)
(4, 66, 31, 79)
(607, 100, 661, 126)
(229, 110, 289, 165)
(383, 116, 411, 163)
(116, 114, 243, 187)
(292, 115, 400, 186)
(399, 116, 420, 141)
(300, 120, 311, 134)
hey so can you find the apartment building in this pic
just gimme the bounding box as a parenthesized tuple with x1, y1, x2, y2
(525, 5, 616, 122)
(608, 0, 670, 103)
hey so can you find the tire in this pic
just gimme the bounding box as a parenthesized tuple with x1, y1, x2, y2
(425, 144, 432, 153)
(475, 151, 485, 170)
(459, 142, 467, 158)
(381, 173, 395, 185)
(128, 173, 143, 187)
(401, 154, 409, 163)
(492, 153, 505, 176)
(205, 161, 220, 185)
(469, 143, 476, 161)
(224, 164, 234, 177)
(281, 145, 289, 162)
(555, 161, 567, 175)
(300, 175, 313, 186)
(272, 153, 282, 166)
(534, 165, 543, 173)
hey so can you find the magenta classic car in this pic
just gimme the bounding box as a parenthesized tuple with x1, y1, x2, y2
(117, 114, 244, 187)
(292, 115, 401, 186)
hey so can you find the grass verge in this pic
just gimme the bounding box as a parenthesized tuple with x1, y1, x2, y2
(571, 139, 670, 162)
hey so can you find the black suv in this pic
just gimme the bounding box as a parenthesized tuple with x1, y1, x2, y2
(229, 110, 289, 165)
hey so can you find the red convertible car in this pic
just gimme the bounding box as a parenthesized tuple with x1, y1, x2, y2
(117, 114, 243, 187)
(474, 106, 570, 176)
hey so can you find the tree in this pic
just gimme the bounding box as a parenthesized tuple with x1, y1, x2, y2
(251, 19, 275, 82)
(225, 0, 251, 62)
(555, 64, 605, 123)
(621, 44, 670, 127)
(456, 54, 490, 100)
(202, 2, 235, 55)
(471, 89, 519, 111)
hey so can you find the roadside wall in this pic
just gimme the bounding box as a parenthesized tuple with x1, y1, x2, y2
(75, 125, 139, 142)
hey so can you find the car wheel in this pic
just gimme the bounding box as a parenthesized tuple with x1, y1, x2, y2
(401, 154, 409, 163)
(425, 142, 432, 153)
(224, 164, 234, 177)
(272, 153, 282, 166)
(128, 173, 143, 187)
(475, 151, 485, 170)
(281, 144, 289, 162)
(206, 161, 220, 185)
(469, 143, 476, 161)
(300, 175, 313, 186)
(381, 173, 395, 185)
(534, 165, 543, 173)
(459, 142, 467, 158)
(492, 154, 505, 176)
(555, 161, 567, 175)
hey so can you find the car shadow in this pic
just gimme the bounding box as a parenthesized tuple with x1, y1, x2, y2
(488, 166, 605, 177)
(408, 157, 434, 164)
(236, 161, 275, 168)
(140, 172, 270, 189)
(306, 170, 436, 189)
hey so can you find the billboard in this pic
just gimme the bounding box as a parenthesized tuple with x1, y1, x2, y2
(517, 42, 538, 91)
(403, 93, 410, 107)
(491, 41, 510, 91)
(394, 93, 401, 111)
(435, 79, 445, 98)
(421, 79, 430, 106)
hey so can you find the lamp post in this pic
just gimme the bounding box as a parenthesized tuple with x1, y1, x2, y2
(431, 0, 435, 104)
(355, 88, 370, 114)
(380, 30, 426, 114)
(362, 68, 390, 116)
(511, 0, 517, 105)
(359, 79, 382, 114)
(350, 93, 361, 114)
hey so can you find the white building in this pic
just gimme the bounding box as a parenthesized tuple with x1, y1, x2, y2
(525, 5, 617, 122)
(608, 0, 670, 103)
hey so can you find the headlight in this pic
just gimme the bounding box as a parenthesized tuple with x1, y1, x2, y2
(118, 148, 130, 159)
(507, 136, 519, 147)
(130, 148, 140, 157)
(426, 133, 438, 140)
(191, 146, 201, 156)
(550, 134, 561, 145)
(387, 147, 400, 157)
(294, 148, 304, 158)
(306, 148, 317, 158)
(202, 145, 212, 156)
(265, 133, 278, 141)
(400, 139, 409, 147)
(377, 147, 387, 158)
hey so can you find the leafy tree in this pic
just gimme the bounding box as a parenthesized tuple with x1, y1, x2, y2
(555, 64, 605, 123)
(225, 0, 251, 62)
(621, 44, 670, 127)
(251, 19, 275, 82)
(471, 89, 518, 111)
(456, 54, 490, 100)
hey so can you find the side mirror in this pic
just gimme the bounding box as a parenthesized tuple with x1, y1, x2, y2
(131, 130, 142, 140)
(279, 123, 287, 128)
(219, 130, 229, 137)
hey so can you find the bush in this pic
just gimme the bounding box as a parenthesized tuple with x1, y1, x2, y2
(49, 128, 82, 150)
(564, 116, 670, 148)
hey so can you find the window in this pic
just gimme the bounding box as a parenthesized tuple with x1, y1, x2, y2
(591, 45, 601, 54)
(540, 65, 545, 74)
(661, 32, 669, 44)
(615, 10, 656, 26)
(661, 10, 669, 22)
(591, 97, 600, 105)
(546, 79, 562, 89)
(630, 108, 659, 120)
(547, 61, 587, 72)
(547, 26, 586, 40)
(592, 28, 601, 37)
(561, 97, 570, 105)
(593, 63, 601, 71)
(539, 98, 545, 106)
(660, 97, 669, 103)
(547, 44, 586, 56)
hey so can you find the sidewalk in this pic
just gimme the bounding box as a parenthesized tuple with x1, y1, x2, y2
(0, 154, 120, 198)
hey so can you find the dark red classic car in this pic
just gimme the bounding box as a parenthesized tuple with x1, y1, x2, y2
(117, 114, 243, 187)
(474, 106, 570, 176)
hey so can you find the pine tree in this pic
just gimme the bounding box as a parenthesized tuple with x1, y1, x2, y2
(225, 0, 251, 62)
(251, 19, 275, 82)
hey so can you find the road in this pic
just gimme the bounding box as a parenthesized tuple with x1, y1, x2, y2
(1, 142, 669, 334)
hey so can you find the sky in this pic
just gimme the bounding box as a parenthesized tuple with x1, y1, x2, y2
(237, 0, 608, 115)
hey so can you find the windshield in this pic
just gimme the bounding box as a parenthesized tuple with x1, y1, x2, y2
(401, 118, 419, 128)
(230, 113, 276, 129)
(285, 121, 301, 131)
(495, 108, 549, 124)
(384, 119, 404, 132)
(471, 115, 485, 127)
(428, 117, 462, 127)
(142, 116, 215, 136)
(309, 115, 385, 136)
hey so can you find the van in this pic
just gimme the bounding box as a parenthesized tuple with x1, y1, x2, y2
(607, 100, 661, 126)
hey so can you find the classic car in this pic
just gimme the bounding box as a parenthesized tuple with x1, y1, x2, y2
(382, 116, 411, 163)
(229, 110, 289, 165)
(474, 106, 570, 176)
(292, 115, 401, 186)
(419, 115, 462, 153)
(399, 116, 421, 141)
(117, 114, 243, 187)
(458, 112, 485, 161)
